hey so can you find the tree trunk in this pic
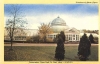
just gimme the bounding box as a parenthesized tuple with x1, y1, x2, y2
(10, 37, 13, 50)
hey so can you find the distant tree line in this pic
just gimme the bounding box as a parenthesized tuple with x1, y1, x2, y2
(82, 29, 98, 34)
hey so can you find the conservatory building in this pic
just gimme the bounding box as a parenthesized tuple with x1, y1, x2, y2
(47, 17, 80, 42)
(5, 16, 98, 42)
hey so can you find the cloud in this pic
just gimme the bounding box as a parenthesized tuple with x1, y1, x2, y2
(4, 4, 98, 30)
(5, 4, 98, 16)
(23, 13, 98, 30)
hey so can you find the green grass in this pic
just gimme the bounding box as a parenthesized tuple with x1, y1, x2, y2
(4, 46, 98, 61)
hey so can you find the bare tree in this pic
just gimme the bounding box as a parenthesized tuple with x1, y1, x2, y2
(5, 4, 27, 50)
(38, 23, 53, 42)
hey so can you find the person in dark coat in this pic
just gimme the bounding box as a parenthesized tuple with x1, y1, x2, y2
(55, 34, 65, 61)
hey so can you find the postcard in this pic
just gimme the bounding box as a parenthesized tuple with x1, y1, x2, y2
(0, 0, 100, 64)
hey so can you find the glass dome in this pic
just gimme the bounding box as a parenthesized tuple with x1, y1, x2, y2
(51, 17, 69, 33)
(51, 17, 66, 26)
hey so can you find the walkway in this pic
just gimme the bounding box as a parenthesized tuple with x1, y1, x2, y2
(4, 43, 98, 46)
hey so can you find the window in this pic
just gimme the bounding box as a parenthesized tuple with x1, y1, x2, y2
(66, 35, 68, 40)
(73, 38, 75, 40)
(77, 35, 79, 41)
(73, 35, 75, 37)
(49, 35, 52, 39)
(70, 35, 72, 40)
(69, 37, 70, 40)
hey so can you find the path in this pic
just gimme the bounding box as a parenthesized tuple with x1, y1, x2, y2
(4, 43, 98, 46)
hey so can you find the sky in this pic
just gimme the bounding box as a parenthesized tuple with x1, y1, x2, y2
(4, 4, 99, 30)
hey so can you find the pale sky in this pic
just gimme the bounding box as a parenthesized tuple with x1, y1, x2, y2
(4, 4, 98, 30)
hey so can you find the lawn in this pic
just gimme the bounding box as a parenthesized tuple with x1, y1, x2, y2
(4, 46, 98, 61)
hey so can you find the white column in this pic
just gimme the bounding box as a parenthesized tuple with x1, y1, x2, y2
(77, 35, 79, 41)
(72, 34, 73, 41)
(72, 34, 74, 41)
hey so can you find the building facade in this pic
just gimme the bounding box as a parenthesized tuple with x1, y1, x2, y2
(47, 17, 80, 42)
(4, 28, 38, 41)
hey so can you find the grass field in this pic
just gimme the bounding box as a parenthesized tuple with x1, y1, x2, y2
(4, 46, 98, 61)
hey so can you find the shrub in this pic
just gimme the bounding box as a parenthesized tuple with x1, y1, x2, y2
(89, 34, 95, 43)
(55, 33, 65, 61)
(78, 33, 91, 61)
